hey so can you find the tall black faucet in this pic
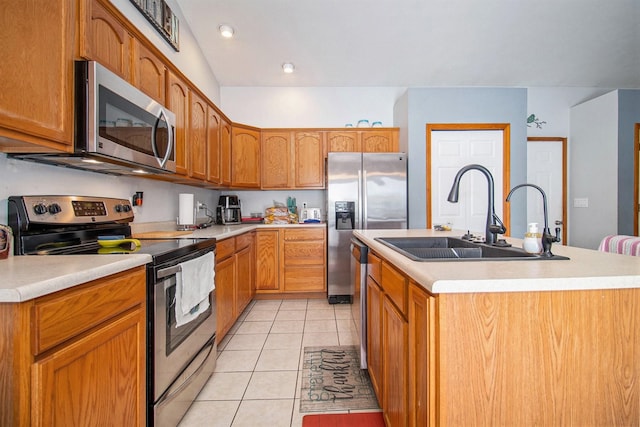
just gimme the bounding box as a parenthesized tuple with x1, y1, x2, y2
(506, 183, 560, 257)
(447, 164, 506, 245)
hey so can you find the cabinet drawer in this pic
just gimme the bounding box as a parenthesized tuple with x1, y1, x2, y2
(284, 266, 326, 291)
(32, 267, 146, 355)
(284, 241, 325, 265)
(368, 251, 382, 284)
(216, 238, 235, 260)
(235, 232, 253, 250)
(381, 261, 407, 317)
(283, 228, 325, 241)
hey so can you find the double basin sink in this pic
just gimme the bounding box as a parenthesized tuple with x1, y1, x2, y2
(374, 236, 569, 262)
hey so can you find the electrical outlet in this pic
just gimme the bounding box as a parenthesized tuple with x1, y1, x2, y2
(197, 201, 206, 210)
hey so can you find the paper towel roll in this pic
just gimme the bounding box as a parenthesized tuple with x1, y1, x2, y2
(178, 193, 195, 225)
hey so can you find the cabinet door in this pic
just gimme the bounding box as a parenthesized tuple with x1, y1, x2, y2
(235, 243, 254, 315)
(206, 107, 221, 184)
(408, 283, 435, 427)
(81, 0, 132, 81)
(0, 0, 74, 150)
(167, 72, 189, 176)
(189, 91, 208, 180)
(367, 276, 383, 400)
(220, 118, 232, 186)
(382, 296, 408, 427)
(362, 130, 399, 153)
(261, 131, 291, 189)
(32, 308, 146, 427)
(231, 126, 261, 188)
(294, 131, 325, 188)
(133, 39, 165, 104)
(327, 131, 360, 152)
(215, 256, 235, 340)
(256, 230, 280, 291)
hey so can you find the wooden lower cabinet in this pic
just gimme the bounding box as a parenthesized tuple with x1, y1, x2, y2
(367, 255, 409, 427)
(216, 233, 255, 340)
(0, 267, 147, 427)
(366, 276, 383, 400)
(255, 227, 327, 295)
(408, 282, 434, 427)
(235, 232, 255, 313)
(255, 229, 280, 291)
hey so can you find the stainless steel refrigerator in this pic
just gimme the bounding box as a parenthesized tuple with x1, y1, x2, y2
(326, 152, 408, 303)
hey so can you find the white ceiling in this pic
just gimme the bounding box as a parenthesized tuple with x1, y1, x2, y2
(176, 0, 640, 89)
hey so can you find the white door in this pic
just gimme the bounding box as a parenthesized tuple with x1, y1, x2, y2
(430, 130, 504, 236)
(527, 139, 565, 242)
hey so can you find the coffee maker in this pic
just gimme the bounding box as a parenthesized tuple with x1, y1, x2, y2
(216, 195, 242, 225)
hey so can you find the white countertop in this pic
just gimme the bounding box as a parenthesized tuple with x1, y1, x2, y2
(354, 229, 640, 294)
(0, 223, 326, 303)
(177, 222, 326, 240)
(0, 255, 152, 303)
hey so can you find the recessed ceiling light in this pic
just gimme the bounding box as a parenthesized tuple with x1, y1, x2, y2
(282, 63, 295, 74)
(219, 24, 234, 38)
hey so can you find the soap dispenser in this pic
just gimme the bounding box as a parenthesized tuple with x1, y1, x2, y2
(523, 222, 542, 254)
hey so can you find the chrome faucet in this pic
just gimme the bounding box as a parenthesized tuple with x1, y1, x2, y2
(506, 183, 561, 257)
(447, 164, 506, 245)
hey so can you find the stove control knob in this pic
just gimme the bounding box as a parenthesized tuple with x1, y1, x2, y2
(115, 204, 122, 212)
(33, 203, 48, 215)
(48, 203, 62, 215)
(122, 204, 132, 213)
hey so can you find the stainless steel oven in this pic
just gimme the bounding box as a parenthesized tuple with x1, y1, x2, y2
(150, 248, 217, 427)
(7, 195, 217, 427)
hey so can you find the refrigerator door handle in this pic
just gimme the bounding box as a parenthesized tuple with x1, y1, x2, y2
(362, 169, 368, 229)
(357, 169, 363, 229)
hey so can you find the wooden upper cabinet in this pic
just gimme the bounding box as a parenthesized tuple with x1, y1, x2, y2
(327, 131, 360, 152)
(294, 131, 324, 188)
(0, 0, 75, 151)
(80, 0, 133, 81)
(261, 130, 324, 189)
(188, 91, 207, 180)
(133, 40, 165, 104)
(220, 118, 232, 187)
(261, 131, 291, 189)
(362, 129, 399, 152)
(231, 125, 261, 188)
(167, 71, 189, 176)
(327, 129, 399, 153)
(206, 107, 221, 184)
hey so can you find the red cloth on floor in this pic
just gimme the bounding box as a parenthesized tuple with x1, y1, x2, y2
(302, 412, 385, 427)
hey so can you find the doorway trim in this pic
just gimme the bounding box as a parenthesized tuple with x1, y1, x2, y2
(527, 136, 568, 244)
(634, 123, 640, 235)
(426, 123, 511, 233)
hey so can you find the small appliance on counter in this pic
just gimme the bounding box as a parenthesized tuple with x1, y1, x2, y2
(299, 207, 322, 223)
(216, 195, 242, 225)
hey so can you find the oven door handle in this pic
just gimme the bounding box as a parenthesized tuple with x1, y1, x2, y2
(157, 264, 182, 280)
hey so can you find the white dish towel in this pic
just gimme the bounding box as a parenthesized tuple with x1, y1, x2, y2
(175, 251, 215, 327)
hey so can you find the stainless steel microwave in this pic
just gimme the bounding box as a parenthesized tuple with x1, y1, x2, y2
(12, 61, 176, 175)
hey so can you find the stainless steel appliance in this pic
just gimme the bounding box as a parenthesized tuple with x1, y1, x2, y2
(350, 236, 369, 369)
(216, 195, 242, 225)
(326, 152, 408, 303)
(7, 195, 216, 427)
(10, 61, 176, 175)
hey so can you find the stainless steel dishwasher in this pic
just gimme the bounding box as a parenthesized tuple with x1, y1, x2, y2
(350, 236, 369, 369)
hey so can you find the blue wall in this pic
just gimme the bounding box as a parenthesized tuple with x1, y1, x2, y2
(617, 90, 640, 234)
(395, 87, 528, 236)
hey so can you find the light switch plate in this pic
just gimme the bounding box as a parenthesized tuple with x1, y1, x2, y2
(573, 197, 589, 208)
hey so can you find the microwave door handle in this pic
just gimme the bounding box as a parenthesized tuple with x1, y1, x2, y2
(153, 109, 174, 168)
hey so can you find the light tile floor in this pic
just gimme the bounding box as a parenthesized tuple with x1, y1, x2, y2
(178, 298, 373, 427)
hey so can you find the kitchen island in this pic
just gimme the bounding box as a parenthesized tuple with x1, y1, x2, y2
(354, 228, 640, 427)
